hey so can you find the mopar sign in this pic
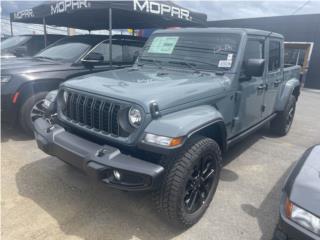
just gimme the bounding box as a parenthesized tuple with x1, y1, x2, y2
(133, 0, 191, 21)
(14, 9, 34, 19)
(51, 0, 89, 15)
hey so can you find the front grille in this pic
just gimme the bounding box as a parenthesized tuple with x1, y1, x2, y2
(62, 91, 128, 137)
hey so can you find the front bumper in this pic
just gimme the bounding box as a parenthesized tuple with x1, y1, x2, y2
(33, 118, 164, 191)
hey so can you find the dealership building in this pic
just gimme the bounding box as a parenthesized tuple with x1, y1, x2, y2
(208, 14, 320, 89)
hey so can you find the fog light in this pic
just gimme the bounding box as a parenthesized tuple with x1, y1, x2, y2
(113, 170, 121, 181)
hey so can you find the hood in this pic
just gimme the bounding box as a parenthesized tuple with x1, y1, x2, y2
(63, 67, 231, 113)
(1, 57, 70, 75)
(290, 145, 320, 217)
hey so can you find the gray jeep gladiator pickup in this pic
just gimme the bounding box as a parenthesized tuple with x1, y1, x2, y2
(33, 28, 301, 227)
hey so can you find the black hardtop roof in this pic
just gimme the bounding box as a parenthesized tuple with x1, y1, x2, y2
(10, 1, 207, 30)
(154, 27, 284, 39)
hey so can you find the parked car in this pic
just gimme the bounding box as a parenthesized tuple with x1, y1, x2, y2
(1, 34, 146, 134)
(33, 28, 301, 227)
(1, 34, 64, 59)
(273, 145, 320, 240)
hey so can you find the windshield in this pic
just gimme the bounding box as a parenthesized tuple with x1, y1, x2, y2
(1, 36, 31, 50)
(138, 32, 241, 71)
(35, 39, 91, 61)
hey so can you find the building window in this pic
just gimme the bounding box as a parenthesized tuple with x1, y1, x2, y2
(269, 40, 281, 71)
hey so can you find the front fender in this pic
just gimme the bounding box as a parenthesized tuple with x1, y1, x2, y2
(275, 78, 300, 112)
(17, 78, 63, 107)
(144, 105, 224, 138)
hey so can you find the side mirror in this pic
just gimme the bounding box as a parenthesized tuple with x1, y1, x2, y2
(82, 52, 104, 63)
(244, 58, 265, 77)
(14, 46, 27, 57)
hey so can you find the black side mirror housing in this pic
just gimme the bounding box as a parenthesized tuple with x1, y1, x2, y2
(82, 52, 104, 64)
(244, 58, 265, 77)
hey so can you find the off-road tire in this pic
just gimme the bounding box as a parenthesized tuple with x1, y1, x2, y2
(270, 95, 296, 136)
(154, 136, 221, 228)
(19, 92, 48, 136)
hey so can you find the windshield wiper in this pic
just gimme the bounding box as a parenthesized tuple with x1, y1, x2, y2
(167, 60, 200, 73)
(138, 57, 163, 68)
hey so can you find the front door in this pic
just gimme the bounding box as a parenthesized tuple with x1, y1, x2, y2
(236, 37, 266, 133)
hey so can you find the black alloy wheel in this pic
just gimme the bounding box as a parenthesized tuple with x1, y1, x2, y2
(184, 154, 217, 213)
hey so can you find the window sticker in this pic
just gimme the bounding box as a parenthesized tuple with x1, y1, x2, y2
(218, 54, 234, 68)
(218, 60, 232, 68)
(148, 36, 179, 54)
(227, 53, 233, 61)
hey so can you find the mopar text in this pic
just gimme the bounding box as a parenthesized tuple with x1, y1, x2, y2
(133, 0, 191, 21)
(13, 9, 34, 19)
(51, 0, 88, 15)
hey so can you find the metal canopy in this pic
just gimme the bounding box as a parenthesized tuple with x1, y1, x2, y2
(10, 1, 207, 66)
(10, 1, 207, 30)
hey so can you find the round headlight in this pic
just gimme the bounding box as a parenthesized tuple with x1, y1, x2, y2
(128, 107, 142, 128)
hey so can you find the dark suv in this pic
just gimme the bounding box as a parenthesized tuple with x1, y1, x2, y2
(1, 34, 64, 58)
(1, 34, 146, 134)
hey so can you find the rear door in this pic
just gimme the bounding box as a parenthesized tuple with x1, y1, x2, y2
(263, 38, 283, 117)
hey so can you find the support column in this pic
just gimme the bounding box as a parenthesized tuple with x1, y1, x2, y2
(109, 8, 112, 67)
(10, 18, 13, 36)
(43, 17, 47, 47)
